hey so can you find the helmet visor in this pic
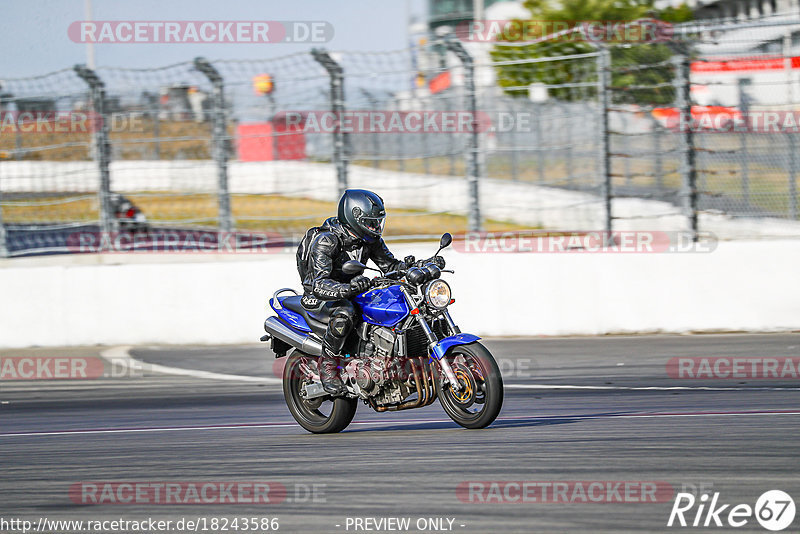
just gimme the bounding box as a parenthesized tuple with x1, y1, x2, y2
(359, 215, 386, 236)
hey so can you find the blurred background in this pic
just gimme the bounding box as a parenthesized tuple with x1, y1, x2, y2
(2, 0, 800, 256)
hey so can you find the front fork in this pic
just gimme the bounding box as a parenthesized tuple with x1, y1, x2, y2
(400, 288, 463, 392)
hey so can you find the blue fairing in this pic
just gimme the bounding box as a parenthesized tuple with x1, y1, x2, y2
(430, 333, 481, 360)
(269, 297, 311, 332)
(353, 285, 410, 327)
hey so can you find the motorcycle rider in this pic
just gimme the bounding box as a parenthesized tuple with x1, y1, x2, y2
(297, 189, 444, 395)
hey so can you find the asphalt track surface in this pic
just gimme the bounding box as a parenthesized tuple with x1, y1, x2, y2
(2, 334, 800, 533)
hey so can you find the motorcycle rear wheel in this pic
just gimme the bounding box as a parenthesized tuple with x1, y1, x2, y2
(282, 353, 357, 434)
(436, 342, 503, 429)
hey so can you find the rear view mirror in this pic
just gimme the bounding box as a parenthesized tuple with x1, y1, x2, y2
(434, 232, 453, 258)
(440, 233, 452, 249)
(342, 260, 366, 275)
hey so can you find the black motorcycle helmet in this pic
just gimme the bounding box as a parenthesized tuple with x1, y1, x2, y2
(337, 189, 386, 243)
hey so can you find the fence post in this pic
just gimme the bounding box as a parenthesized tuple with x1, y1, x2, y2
(790, 133, 798, 219)
(622, 116, 632, 185)
(652, 118, 664, 189)
(0, 188, 6, 258)
(509, 101, 519, 182)
(444, 36, 482, 232)
(74, 64, 113, 241)
(673, 53, 698, 241)
(740, 133, 750, 207)
(194, 57, 232, 233)
(564, 103, 573, 186)
(596, 47, 612, 239)
(535, 103, 545, 183)
(312, 49, 348, 197)
(738, 80, 750, 207)
(0, 127, 5, 255)
(153, 106, 161, 159)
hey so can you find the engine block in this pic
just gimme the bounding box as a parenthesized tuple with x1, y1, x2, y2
(351, 326, 414, 405)
(371, 326, 395, 358)
(371, 379, 412, 406)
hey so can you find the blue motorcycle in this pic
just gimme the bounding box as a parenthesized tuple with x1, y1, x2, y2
(261, 233, 503, 433)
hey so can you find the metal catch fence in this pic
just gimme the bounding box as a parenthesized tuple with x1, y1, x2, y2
(2, 17, 800, 256)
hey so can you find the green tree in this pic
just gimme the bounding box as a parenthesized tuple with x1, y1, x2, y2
(490, 0, 693, 105)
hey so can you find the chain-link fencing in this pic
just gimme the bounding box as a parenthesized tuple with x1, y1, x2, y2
(3, 16, 800, 257)
(597, 20, 800, 239)
(0, 68, 102, 255)
(691, 19, 800, 227)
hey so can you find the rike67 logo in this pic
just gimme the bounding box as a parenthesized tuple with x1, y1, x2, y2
(668, 490, 795, 531)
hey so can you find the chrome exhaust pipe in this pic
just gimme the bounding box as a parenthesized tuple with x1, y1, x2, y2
(263, 316, 323, 356)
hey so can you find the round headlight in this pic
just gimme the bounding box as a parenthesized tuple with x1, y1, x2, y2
(425, 280, 451, 309)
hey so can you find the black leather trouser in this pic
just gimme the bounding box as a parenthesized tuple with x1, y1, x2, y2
(302, 298, 356, 355)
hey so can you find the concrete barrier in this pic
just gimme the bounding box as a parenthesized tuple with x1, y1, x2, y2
(1, 239, 798, 348)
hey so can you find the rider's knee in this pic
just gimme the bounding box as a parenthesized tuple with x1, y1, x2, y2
(329, 311, 353, 338)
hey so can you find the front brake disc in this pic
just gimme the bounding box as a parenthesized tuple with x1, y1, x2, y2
(448, 363, 477, 409)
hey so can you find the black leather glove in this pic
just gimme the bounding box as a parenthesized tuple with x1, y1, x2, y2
(348, 275, 371, 296)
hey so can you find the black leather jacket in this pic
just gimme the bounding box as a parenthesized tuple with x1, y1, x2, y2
(302, 217, 403, 300)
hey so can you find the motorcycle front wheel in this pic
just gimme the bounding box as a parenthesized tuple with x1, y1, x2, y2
(436, 342, 503, 429)
(282, 353, 357, 434)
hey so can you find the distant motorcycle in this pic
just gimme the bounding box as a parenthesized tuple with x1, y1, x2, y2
(261, 233, 503, 433)
(110, 194, 148, 233)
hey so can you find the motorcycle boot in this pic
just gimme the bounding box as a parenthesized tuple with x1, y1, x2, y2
(318, 347, 346, 396)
